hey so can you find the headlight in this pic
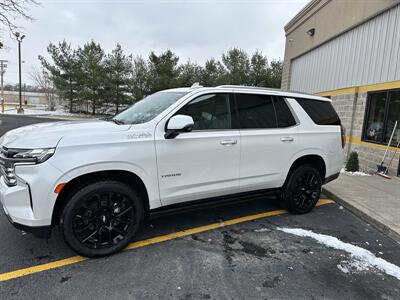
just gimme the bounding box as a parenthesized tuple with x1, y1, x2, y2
(10, 148, 56, 164)
(0, 147, 56, 186)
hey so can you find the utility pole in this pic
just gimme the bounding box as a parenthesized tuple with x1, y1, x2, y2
(0, 60, 7, 114)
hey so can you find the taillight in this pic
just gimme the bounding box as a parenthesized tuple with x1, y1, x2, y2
(341, 125, 346, 149)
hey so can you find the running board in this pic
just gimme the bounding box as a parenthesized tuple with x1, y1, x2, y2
(149, 188, 281, 219)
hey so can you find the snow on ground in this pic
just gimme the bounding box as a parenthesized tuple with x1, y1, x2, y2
(278, 227, 400, 280)
(2, 108, 75, 116)
(340, 168, 371, 176)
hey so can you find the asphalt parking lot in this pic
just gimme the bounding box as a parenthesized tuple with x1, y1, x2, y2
(0, 115, 399, 299)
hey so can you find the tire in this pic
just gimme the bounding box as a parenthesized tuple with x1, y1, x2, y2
(281, 165, 322, 214)
(60, 180, 144, 257)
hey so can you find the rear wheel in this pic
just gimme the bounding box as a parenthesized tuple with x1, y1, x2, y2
(281, 165, 322, 214)
(60, 180, 144, 257)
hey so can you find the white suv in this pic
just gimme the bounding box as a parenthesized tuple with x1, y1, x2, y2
(0, 85, 344, 257)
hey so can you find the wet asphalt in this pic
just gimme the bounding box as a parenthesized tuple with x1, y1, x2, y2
(0, 114, 399, 299)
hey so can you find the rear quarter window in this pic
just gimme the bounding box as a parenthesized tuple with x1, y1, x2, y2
(274, 97, 297, 127)
(296, 98, 341, 125)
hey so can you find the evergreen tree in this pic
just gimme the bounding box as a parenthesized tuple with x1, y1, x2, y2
(268, 59, 283, 88)
(178, 60, 203, 87)
(39, 41, 81, 113)
(346, 151, 360, 172)
(39, 41, 284, 112)
(147, 50, 180, 93)
(77, 41, 106, 114)
(222, 48, 250, 85)
(200, 58, 226, 86)
(130, 55, 150, 101)
(104, 44, 132, 113)
(249, 50, 268, 87)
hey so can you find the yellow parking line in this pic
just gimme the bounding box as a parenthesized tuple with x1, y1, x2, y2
(0, 199, 334, 282)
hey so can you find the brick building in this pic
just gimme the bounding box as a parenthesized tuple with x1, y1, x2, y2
(282, 0, 400, 176)
(1, 90, 49, 106)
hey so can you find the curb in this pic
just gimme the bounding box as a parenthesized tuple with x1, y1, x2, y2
(322, 187, 400, 245)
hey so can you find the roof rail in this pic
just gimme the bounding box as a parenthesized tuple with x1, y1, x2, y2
(217, 85, 283, 92)
(216, 85, 319, 97)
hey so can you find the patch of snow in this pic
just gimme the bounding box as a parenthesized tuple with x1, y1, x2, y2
(254, 228, 270, 232)
(2, 108, 75, 116)
(278, 227, 400, 280)
(337, 264, 349, 274)
(340, 168, 371, 176)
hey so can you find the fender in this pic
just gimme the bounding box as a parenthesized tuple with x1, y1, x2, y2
(49, 161, 161, 211)
(284, 147, 328, 178)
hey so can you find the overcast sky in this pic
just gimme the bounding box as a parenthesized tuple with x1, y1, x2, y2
(1, 0, 308, 85)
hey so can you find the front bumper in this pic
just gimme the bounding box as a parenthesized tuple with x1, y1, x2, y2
(0, 176, 52, 238)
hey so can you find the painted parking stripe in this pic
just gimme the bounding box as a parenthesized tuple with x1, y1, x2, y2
(0, 199, 334, 282)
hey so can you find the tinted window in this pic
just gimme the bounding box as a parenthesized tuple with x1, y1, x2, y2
(296, 98, 341, 125)
(235, 94, 277, 129)
(274, 97, 296, 127)
(177, 93, 231, 130)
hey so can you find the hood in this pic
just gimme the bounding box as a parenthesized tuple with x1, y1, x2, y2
(0, 119, 130, 149)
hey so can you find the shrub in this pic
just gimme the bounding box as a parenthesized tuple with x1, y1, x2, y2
(346, 151, 359, 172)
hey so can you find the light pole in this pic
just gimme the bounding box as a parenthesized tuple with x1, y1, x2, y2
(0, 59, 7, 113)
(15, 32, 25, 114)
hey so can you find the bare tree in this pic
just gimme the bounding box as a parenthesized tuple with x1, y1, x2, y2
(29, 67, 56, 111)
(0, 0, 39, 37)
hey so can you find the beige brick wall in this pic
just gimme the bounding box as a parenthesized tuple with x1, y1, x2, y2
(281, 61, 291, 90)
(352, 143, 399, 176)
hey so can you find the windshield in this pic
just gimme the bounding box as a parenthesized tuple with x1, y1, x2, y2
(113, 91, 188, 124)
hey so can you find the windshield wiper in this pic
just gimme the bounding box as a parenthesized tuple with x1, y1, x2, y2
(109, 119, 125, 125)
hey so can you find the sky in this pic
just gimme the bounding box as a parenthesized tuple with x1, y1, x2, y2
(1, 0, 308, 85)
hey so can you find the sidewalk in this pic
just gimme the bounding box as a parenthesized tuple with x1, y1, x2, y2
(323, 173, 400, 244)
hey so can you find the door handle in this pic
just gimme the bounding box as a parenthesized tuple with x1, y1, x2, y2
(280, 137, 294, 142)
(220, 139, 237, 146)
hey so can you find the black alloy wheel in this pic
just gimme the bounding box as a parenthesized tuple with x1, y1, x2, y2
(60, 180, 144, 257)
(72, 191, 135, 249)
(283, 165, 322, 214)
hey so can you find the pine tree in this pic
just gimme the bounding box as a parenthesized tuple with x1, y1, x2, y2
(249, 50, 268, 87)
(39, 41, 81, 113)
(77, 41, 106, 115)
(147, 50, 180, 94)
(130, 55, 149, 102)
(178, 60, 202, 87)
(104, 44, 132, 114)
(200, 58, 226, 86)
(222, 48, 250, 85)
(346, 151, 360, 172)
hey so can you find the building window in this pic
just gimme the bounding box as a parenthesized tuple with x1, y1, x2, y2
(363, 90, 400, 145)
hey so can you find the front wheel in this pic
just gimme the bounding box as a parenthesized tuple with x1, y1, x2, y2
(60, 180, 144, 257)
(281, 165, 322, 214)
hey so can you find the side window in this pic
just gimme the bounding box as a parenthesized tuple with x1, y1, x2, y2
(235, 93, 277, 129)
(296, 98, 341, 125)
(274, 97, 297, 128)
(176, 93, 231, 130)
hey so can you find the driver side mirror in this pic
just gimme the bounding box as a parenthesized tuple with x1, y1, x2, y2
(165, 115, 194, 139)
